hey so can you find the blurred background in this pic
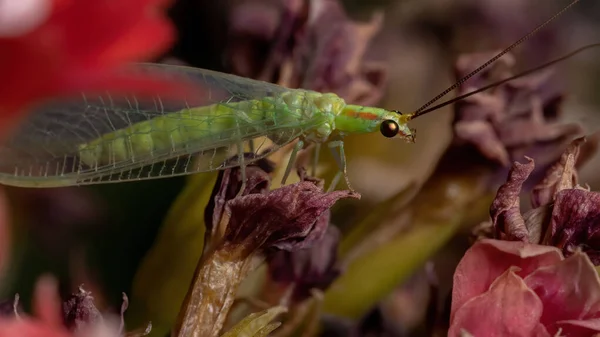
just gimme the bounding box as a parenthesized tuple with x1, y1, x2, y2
(1, 0, 600, 335)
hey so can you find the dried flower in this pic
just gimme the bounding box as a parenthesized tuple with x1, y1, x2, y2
(62, 286, 103, 332)
(174, 158, 358, 336)
(226, 0, 386, 105)
(268, 225, 342, 303)
(489, 136, 600, 263)
(450, 239, 600, 337)
(0, 277, 148, 337)
(452, 51, 581, 169)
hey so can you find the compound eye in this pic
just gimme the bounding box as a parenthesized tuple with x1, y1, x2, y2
(380, 120, 399, 138)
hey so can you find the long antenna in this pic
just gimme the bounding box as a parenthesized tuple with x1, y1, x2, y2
(407, 43, 600, 119)
(410, 0, 580, 119)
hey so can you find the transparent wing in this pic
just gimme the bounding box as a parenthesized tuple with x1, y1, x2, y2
(0, 63, 314, 187)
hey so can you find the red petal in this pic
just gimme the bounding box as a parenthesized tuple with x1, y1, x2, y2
(524, 251, 600, 332)
(32, 276, 63, 328)
(451, 239, 563, 321)
(0, 319, 71, 337)
(449, 268, 550, 337)
(0, 0, 176, 133)
(0, 189, 9, 277)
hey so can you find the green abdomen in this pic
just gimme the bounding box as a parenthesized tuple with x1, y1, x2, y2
(77, 99, 291, 167)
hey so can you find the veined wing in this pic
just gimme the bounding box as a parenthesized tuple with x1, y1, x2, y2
(0, 63, 318, 187)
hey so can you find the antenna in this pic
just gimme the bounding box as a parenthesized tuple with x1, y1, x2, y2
(409, 0, 580, 119)
(408, 43, 600, 119)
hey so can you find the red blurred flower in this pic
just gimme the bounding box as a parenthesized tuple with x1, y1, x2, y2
(449, 239, 600, 337)
(0, 276, 71, 337)
(0, 0, 189, 134)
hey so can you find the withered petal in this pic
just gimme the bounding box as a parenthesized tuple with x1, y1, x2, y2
(223, 180, 358, 254)
(490, 157, 535, 241)
(268, 226, 341, 301)
(204, 156, 274, 235)
(62, 286, 103, 332)
(224, 0, 387, 103)
(454, 120, 509, 166)
(531, 137, 584, 208)
(521, 205, 552, 245)
(548, 189, 600, 263)
(451, 49, 582, 172)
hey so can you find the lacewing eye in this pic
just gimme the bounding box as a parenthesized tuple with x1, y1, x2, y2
(380, 120, 399, 138)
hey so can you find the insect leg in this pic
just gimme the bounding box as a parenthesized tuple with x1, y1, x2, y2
(327, 140, 354, 192)
(232, 113, 248, 197)
(312, 143, 321, 177)
(281, 140, 304, 185)
(248, 139, 255, 153)
(237, 141, 246, 198)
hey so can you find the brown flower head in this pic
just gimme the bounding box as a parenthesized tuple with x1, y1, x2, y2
(203, 154, 275, 247)
(175, 157, 358, 336)
(489, 136, 600, 263)
(226, 0, 386, 105)
(62, 286, 103, 332)
(205, 156, 359, 255)
(452, 50, 582, 171)
(268, 225, 341, 302)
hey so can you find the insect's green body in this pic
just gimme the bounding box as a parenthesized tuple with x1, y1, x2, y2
(77, 90, 411, 169)
(0, 63, 413, 188)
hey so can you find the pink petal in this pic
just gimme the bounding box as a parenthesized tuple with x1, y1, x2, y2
(449, 268, 550, 337)
(524, 251, 600, 332)
(555, 318, 600, 336)
(0, 319, 71, 337)
(451, 239, 563, 320)
(31, 276, 63, 328)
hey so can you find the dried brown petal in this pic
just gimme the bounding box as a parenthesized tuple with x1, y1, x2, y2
(62, 285, 103, 332)
(175, 161, 357, 337)
(204, 156, 274, 243)
(223, 179, 358, 253)
(490, 158, 535, 241)
(268, 225, 341, 302)
(547, 189, 600, 264)
(452, 50, 582, 168)
(488, 137, 600, 263)
(226, 0, 386, 105)
(531, 137, 584, 208)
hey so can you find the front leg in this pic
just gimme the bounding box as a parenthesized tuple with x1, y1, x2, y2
(327, 140, 354, 192)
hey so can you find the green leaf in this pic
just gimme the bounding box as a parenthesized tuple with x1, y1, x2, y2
(221, 306, 287, 337)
